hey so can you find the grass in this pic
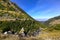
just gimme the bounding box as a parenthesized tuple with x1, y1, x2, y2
(36, 31, 60, 40)
(0, 34, 19, 40)
(0, 31, 60, 40)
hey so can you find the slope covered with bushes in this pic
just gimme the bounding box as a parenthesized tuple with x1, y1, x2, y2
(0, 0, 46, 34)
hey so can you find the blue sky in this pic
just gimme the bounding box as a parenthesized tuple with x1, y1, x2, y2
(11, 0, 60, 20)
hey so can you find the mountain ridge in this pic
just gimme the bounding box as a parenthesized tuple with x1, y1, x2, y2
(0, 0, 45, 35)
(45, 15, 60, 31)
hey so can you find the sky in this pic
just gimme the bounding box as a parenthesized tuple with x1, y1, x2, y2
(11, 0, 60, 21)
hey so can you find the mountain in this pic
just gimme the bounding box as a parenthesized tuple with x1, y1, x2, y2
(45, 16, 60, 25)
(35, 19, 48, 21)
(0, 0, 45, 34)
(45, 16, 60, 31)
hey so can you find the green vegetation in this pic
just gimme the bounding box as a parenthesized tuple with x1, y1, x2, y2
(54, 24, 60, 30)
(9, 7, 15, 11)
(0, 20, 44, 34)
(45, 16, 60, 31)
(48, 24, 60, 31)
(0, 3, 5, 10)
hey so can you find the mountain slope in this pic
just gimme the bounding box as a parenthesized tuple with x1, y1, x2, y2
(45, 16, 60, 31)
(0, 0, 45, 34)
(45, 16, 60, 25)
(0, 0, 34, 21)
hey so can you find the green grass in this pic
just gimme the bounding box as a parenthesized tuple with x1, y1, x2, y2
(0, 20, 45, 34)
(0, 3, 5, 10)
(9, 7, 15, 11)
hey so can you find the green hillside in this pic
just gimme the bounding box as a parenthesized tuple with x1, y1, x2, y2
(45, 16, 60, 31)
(0, 0, 45, 34)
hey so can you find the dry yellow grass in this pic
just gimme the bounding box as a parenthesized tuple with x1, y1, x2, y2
(36, 31, 60, 40)
(0, 34, 19, 40)
(0, 31, 60, 40)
